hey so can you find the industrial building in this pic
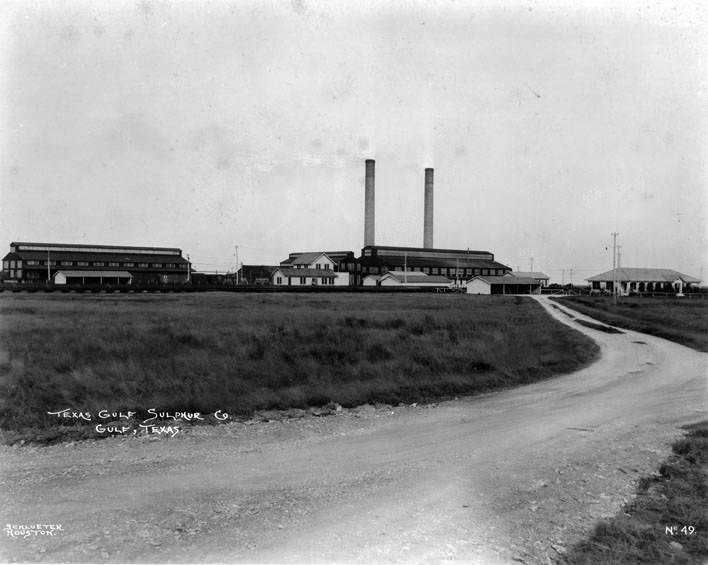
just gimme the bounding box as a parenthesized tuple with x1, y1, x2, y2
(350, 159, 511, 285)
(357, 245, 510, 283)
(1, 242, 190, 285)
(587, 268, 701, 295)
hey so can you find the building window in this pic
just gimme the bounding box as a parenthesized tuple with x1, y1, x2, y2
(26, 260, 39, 266)
(324, 264, 330, 270)
(151, 263, 162, 268)
(61, 261, 73, 266)
(77, 261, 89, 266)
(300, 277, 306, 284)
(316, 263, 321, 270)
(276, 276, 282, 284)
(108, 262, 119, 267)
(124, 262, 134, 267)
(139, 263, 148, 268)
(94, 262, 104, 267)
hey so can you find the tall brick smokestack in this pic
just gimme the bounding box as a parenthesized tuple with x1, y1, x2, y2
(365, 159, 375, 247)
(424, 168, 434, 248)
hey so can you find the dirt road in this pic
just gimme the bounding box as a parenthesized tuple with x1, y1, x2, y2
(1, 296, 706, 564)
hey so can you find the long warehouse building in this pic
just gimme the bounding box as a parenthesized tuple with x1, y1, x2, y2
(2, 242, 190, 285)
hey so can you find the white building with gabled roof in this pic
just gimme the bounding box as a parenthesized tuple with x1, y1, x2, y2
(272, 251, 350, 286)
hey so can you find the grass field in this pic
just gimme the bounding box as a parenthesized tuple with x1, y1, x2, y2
(560, 421, 708, 564)
(554, 296, 708, 352)
(0, 292, 599, 440)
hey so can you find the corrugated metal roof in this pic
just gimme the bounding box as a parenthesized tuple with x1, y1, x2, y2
(280, 251, 331, 266)
(12, 242, 181, 253)
(468, 276, 539, 285)
(363, 245, 493, 256)
(587, 268, 701, 283)
(512, 271, 549, 280)
(55, 270, 133, 278)
(12, 251, 188, 263)
(365, 255, 509, 270)
(382, 272, 452, 284)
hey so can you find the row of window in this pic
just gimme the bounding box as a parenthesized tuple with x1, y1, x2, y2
(361, 265, 506, 277)
(291, 263, 332, 270)
(4, 260, 184, 269)
(274, 276, 336, 285)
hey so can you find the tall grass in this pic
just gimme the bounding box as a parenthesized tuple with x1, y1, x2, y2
(0, 293, 598, 431)
(555, 296, 708, 352)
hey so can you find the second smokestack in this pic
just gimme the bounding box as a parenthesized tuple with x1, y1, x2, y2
(364, 159, 375, 247)
(424, 168, 434, 248)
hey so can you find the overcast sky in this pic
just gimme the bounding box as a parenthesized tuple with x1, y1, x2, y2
(1, 0, 706, 281)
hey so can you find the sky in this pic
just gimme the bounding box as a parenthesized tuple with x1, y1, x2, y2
(1, 0, 706, 282)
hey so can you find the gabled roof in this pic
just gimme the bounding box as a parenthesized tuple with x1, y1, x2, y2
(467, 276, 539, 285)
(361, 254, 510, 270)
(280, 252, 332, 266)
(381, 271, 452, 284)
(511, 271, 549, 280)
(11, 242, 182, 254)
(5, 250, 188, 264)
(362, 245, 492, 255)
(587, 268, 701, 283)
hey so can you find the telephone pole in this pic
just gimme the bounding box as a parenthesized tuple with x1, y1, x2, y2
(611, 233, 617, 300)
(235, 245, 239, 285)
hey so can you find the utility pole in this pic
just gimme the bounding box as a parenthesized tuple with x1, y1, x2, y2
(187, 254, 191, 283)
(235, 245, 239, 285)
(404, 253, 407, 284)
(611, 232, 619, 305)
(617, 246, 622, 268)
(47, 249, 51, 283)
(569, 268, 574, 286)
